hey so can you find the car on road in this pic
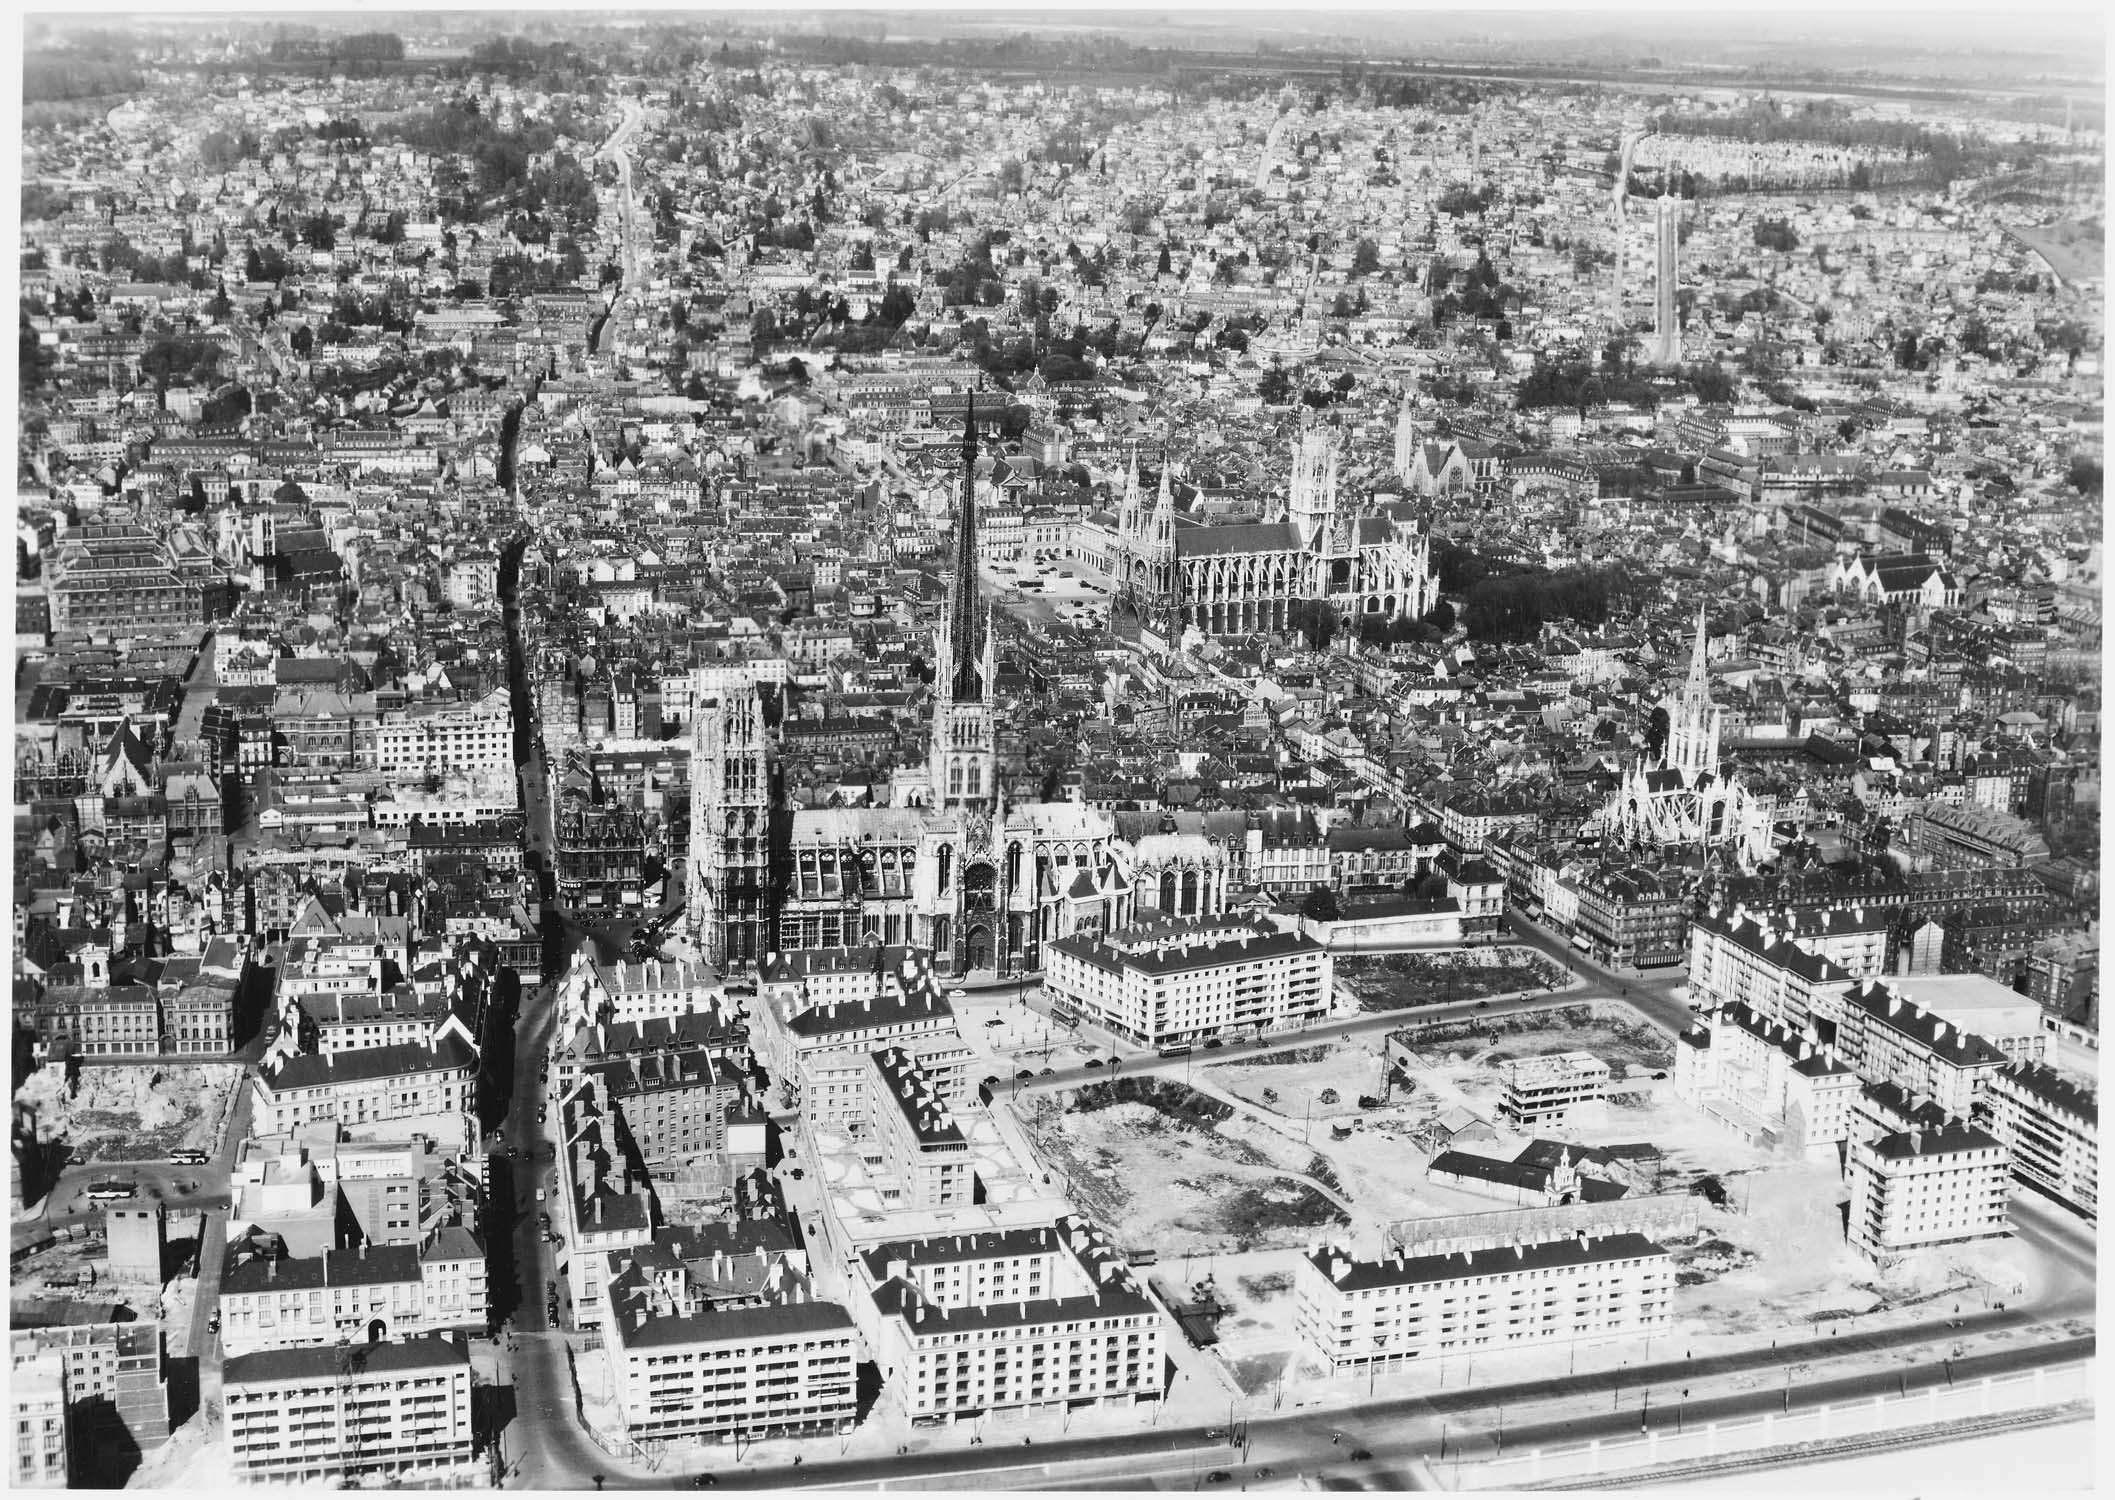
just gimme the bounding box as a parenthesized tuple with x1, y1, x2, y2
(948, 989, 968, 1003)
(1348, 1448, 1372, 1462)
(1476, 1000, 1490, 1009)
(1204, 1428, 1225, 1440)
(1016, 1070, 1035, 1080)
(535, 1188, 546, 1202)
(694, 1476, 717, 1488)
(985, 1017, 1005, 1027)
(1253, 1469, 1273, 1481)
(1206, 1473, 1230, 1486)
(1084, 1058, 1103, 1068)
(789, 1168, 805, 1180)
(168, 1149, 209, 1166)
(1203, 1037, 1223, 1049)
(1039, 1067, 1054, 1076)
(1652, 1071, 1668, 1080)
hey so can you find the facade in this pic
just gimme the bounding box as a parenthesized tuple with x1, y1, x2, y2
(1672, 1003, 1861, 1157)
(690, 409, 1134, 980)
(858, 1216, 1166, 1422)
(10, 1351, 70, 1489)
(1498, 1051, 1611, 1128)
(1846, 1125, 2012, 1263)
(9, 1322, 170, 1462)
(1108, 430, 1440, 638)
(1292, 1233, 1673, 1374)
(222, 1339, 478, 1486)
(1685, 908, 1860, 1033)
(370, 688, 513, 777)
(1568, 864, 1689, 968)
(1981, 1061, 2097, 1217)
(1835, 980, 2007, 1123)
(1042, 915, 1333, 1047)
(1599, 609, 1771, 866)
(249, 1037, 477, 1144)
(217, 1229, 487, 1356)
(601, 1292, 858, 1443)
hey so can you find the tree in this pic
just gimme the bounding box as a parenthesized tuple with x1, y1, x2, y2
(1300, 885, 1341, 923)
(290, 323, 314, 357)
(1258, 364, 1295, 405)
(1350, 236, 1381, 277)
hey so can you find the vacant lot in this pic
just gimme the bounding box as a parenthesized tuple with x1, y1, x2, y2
(1339, 947, 1569, 1012)
(13, 1064, 241, 1165)
(1038, 1093, 1346, 1253)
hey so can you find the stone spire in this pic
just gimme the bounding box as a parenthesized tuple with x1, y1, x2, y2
(947, 398, 983, 702)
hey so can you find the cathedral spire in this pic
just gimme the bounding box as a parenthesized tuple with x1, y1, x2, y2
(1683, 603, 1710, 705)
(947, 397, 983, 701)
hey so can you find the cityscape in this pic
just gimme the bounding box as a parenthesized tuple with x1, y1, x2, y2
(8, 8, 2102, 1493)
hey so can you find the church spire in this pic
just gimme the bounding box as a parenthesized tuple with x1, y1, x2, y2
(947, 397, 983, 702)
(1683, 603, 1710, 706)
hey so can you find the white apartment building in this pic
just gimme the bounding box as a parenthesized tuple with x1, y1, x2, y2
(370, 688, 513, 777)
(1498, 1050, 1611, 1128)
(216, 1229, 487, 1356)
(1292, 1233, 1674, 1374)
(1673, 1002, 1861, 1157)
(10, 1350, 69, 1489)
(1847, 1124, 2012, 1263)
(1042, 916, 1332, 1047)
(1837, 980, 2007, 1122)
(856, 1217, 1167, 1421)
(1685, 908, 1859, 1032)
(223, 1340, 477, 1486)
(1981, 1061, 2097, 1217)
(602, 1296, 859, 1443)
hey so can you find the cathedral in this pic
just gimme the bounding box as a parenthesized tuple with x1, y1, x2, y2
(688, 404, 1139, 979)
(1598, 608, 1773, 866)
(1108, 423, 1440, 638)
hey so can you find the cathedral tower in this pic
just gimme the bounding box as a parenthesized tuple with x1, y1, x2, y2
(688, 677, 771, 968)
(929, 400, 997, 809)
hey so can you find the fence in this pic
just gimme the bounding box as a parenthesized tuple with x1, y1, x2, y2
(1447, 1358, 2094, 1489)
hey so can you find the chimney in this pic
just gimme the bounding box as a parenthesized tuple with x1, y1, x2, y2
(1909, 1128, 1923, 1153)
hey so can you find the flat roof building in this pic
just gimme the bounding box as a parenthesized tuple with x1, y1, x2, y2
(1293, 1232, 1672, 1374)
(1847, 1124, 2011, 1265)
(1043, 916, 1331, 1047)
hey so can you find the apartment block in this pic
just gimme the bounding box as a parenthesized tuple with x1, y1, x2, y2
(1836, 980, 2007, 1122)
(1043, 916, 1331, 1047)
(1292, 1233, 1673, 1374)
(1685, 908, 1859, 1033)
(598, 1234, 857, 1444)
(222, 1339, 477, 1486)
(1673, 1003, 1860, 1157)
(8, 1321, 170, 1463)
(1981, 1061, 2097, 1217)
(1847, 1124, 2012, 1263)
(857, 1217, 1167, 1421)
(1498, 1050, 1611, 1128)
(217, 1228, 487, 1356)
(9, 1350, 70, 1489)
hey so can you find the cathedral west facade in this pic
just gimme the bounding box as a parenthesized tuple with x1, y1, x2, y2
(688, 405, 1138, 980)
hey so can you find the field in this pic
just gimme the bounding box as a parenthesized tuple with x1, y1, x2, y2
(2009, 220, 2105, 285)
(13, 1063, 241, 1165)
(1337, 946, 1570, 1012)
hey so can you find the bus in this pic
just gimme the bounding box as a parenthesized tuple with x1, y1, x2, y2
(85, 1181, 135, 1202)
(1157, 1043, 1192, 1059)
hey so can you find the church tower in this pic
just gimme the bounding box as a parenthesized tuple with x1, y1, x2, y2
(688, 677, 771, 968)
(1286, 427, 1340, 552)
(1392, 392, 1419, 487)
(929, 400, 997, 810)
(1144, 453, 1180, 624)
(1663, 606, 1721, 779)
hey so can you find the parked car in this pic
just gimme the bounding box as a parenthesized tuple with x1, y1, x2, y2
(1084, 1058, 1103, 1068)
